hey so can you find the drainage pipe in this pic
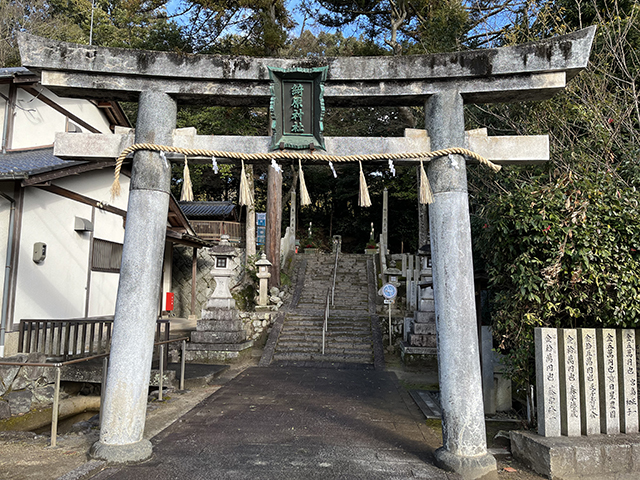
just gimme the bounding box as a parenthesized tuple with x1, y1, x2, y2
(1, 90, 10, 154)
(0, 192, 15, 357)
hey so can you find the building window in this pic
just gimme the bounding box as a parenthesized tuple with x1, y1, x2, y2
(92, 239, 123, 273)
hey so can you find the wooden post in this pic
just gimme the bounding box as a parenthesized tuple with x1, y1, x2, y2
(265, 166, 282, 287)
(417, 166, 429, 249)
(190, 247, 197, 319)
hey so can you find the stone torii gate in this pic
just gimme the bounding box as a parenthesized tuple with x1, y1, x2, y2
(19, 27, 594, 479)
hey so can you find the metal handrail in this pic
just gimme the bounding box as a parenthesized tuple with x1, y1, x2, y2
(0, 335, 189, 447)
(331, 241, 340, 306)
(323, 240, 340, 355)
(322, 288, 330, 355)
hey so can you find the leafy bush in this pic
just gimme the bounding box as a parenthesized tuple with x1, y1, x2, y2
(475, 166, 640, 388)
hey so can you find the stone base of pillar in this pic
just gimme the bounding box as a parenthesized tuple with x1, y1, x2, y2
(435, 447, 497, 480)
(90, 438, 152, 463)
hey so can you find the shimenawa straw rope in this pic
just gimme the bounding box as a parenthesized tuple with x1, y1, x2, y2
(109, 143, 501, 200)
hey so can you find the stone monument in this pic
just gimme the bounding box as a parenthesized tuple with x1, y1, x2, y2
(186, 236, 253, 362)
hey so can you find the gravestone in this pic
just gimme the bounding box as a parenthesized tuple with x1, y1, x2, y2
(577, 328, 600, 435)
(535, 327, 561, 437)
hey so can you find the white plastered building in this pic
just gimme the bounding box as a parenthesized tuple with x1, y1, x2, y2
(0, 67, 204, 356)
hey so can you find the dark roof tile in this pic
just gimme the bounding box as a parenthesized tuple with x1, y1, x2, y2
(179, 201, 236, 219)
(0, 148, 84, 178)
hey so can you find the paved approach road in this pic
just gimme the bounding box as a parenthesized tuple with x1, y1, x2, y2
(91, 366, 460, 479)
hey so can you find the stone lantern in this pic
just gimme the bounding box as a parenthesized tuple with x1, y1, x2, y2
(205, 235, 237, 310)
(255, 253, 272, 307)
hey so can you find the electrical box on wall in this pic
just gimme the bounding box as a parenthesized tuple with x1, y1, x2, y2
(33, 242, 46, 263)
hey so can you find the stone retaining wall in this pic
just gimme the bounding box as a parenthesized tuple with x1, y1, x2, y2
(0, 353, 59, 421)
(240, 311, 274, 343)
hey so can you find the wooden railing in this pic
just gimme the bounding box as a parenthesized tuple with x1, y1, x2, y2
(190, 220, 245, 244)
(17, 317, 170, 363)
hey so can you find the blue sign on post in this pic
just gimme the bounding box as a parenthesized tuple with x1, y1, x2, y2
(256, 213, 266, 246)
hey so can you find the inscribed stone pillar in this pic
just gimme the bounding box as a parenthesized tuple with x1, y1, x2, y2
(617, 329, 638, 433)
(578, 328, 600, 435)
(91, 91, 176, 463)
(265, 165, 282, 287)
(290, 190, 296, 231)
(245, 164, 256, 258)
(382, 187, 388, 253)
(481, 326, 496, 415)
(598, 328, 620, 434)
(426, 91, 496, 480)
(558, 329, 581, 436)
(535, 328, 561, 437)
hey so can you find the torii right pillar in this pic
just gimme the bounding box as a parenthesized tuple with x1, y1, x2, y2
(426, 91, 496, 479)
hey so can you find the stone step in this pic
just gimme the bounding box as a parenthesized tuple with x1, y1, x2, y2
(279, 340, 372, 349)
(196, 319, 243, 331)
(281, 327, 371, 336)
(295, 302, 368, 311)
(275, 342, 372, 353)
(191, 331, 246, 343)
(272, 352, 373, 364)
(279, 335, 372, 344)
(283, 316, 371, 324)
(287, 320, 372, 328)
(278, 334, 372, 343)
(276, 254, 373, 362)
(282, 325, 371, 334)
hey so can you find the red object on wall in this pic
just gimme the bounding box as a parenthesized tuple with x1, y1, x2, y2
(165, 292, 174, 311)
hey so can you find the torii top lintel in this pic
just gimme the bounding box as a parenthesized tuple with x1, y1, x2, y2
(18, 27, 595, 107)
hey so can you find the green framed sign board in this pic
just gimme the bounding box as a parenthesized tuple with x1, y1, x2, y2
(268, 66, 328, 151)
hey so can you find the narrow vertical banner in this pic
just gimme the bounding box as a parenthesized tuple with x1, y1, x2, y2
(578, 328, 600, 435)
(617, 329, 639, 433)
(535, 328, 561, 437)
(597, 329, 620, 434)
(558, 329, 581, 436)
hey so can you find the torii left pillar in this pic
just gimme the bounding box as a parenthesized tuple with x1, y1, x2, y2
(91, 91, 176, 462)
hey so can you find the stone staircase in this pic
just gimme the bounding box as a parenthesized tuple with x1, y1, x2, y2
(273, 253, 375, 365)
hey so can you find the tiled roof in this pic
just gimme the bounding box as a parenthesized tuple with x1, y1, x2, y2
(179, 201, 236, 219)
(0, 67, 33, 79)
(0, 148, 85, 178)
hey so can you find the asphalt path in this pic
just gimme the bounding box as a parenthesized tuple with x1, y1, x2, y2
(91, 365, 460, 479)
